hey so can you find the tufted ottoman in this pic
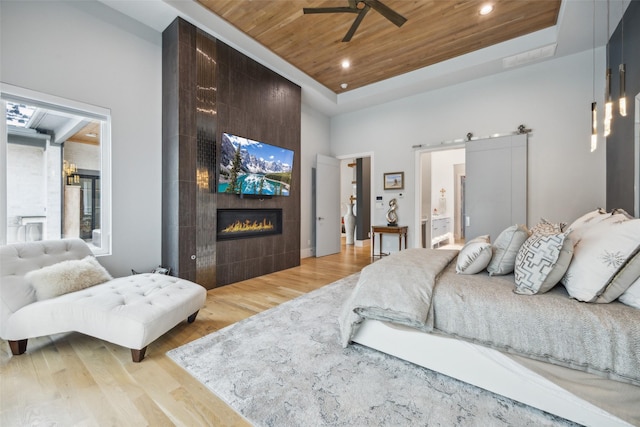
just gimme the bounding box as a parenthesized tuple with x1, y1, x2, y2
(1, 239, 207, 362)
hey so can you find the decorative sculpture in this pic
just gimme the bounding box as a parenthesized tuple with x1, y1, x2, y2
(344, 195, 356, 245)
(386, 198, 398, 226)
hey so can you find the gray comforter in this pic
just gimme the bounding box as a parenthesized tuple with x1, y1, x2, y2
(339, 249, 640, 386)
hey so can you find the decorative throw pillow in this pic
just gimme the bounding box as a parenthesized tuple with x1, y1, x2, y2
(611, 208, 634, 219)
(26, 256, 113, 301)
(562, 217, 640, 302)
(486, 224, 529, 276)
(565, 208, 611, 244)
(514, 232, 574, 295)
(456, 235, 492, 275)
(618, 276, 640, 309)
(594, 249, 640, 303)
(529, 218, 566, 235)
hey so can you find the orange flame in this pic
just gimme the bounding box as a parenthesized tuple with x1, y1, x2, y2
(222, 218, 274, 234)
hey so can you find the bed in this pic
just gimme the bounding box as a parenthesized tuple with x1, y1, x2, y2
(339, 211, 640, 427)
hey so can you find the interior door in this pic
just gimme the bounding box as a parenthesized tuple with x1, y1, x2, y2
(464, 134, 527, 241)
(315, 154, 341, 257)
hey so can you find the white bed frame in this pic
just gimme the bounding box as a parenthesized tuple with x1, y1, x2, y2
(352, 319, 635, 427)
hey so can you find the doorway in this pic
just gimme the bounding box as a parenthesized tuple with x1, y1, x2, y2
(78, 173, 101, 240)
(314, 153, 373, 257)
(339, 154, 373, 248)
(415, 146, 466, 249)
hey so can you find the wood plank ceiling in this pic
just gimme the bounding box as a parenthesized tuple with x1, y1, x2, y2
(69, 121, 100, 145)
(196, 0, 562, 93)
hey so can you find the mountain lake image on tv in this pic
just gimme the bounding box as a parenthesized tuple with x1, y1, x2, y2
(219, 132, 294, 196)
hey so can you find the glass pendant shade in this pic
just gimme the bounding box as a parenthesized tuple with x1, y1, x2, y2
(591, 102, 598, 152)
(604, 101, 613, 137)
(619, 63, 627, 117)
(604, 68, 612, 137)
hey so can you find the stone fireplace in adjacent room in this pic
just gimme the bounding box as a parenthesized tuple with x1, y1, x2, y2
(217, 209, 283, 241)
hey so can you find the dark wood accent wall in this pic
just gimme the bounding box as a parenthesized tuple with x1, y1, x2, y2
(162, 18, 197, 283)
(162, 18, 301, 288)
(195, 30, 218, 287)
(606, 0, 639, 215)
(215, 42, 302, 286)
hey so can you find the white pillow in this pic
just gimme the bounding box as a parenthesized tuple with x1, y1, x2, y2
(456, 235, 492, 275)
(25, 256, 113, 300)
(565, 208, 611, 244)
(611, 208, 634, 219)
(487, 224, 529, 276)
(618, 276, 640, 309)
(514, 232, 573, 295)
(562, 217, 640, 302)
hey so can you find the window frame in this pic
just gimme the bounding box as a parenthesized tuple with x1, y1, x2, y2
(1, 82, 112, 256)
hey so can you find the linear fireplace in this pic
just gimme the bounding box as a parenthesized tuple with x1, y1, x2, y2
(216, 208, 283, 241)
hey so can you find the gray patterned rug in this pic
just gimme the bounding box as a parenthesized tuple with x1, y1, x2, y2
(167, 274, 576, 426)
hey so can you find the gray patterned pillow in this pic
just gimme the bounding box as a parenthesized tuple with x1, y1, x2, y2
(514, 232, 574, 295)
(529, 218, 567, 235)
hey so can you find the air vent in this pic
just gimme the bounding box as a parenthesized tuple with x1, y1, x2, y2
(503, 44, 557, 68)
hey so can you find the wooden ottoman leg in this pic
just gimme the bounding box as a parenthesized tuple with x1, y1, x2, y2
(187, 310, 199, 323)
(8, 339, 28, 355)
(131, 346, 147, 363)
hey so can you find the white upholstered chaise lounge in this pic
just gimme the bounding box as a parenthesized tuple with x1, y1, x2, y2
(0, 239, 207, 362)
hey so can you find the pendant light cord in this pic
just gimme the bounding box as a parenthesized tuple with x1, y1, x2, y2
(593, 0, 596, 103)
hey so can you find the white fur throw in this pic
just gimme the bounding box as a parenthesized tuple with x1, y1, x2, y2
(25, 256, 113, 300)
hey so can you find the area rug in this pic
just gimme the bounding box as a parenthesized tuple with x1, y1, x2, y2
(167, 274, 576, 427)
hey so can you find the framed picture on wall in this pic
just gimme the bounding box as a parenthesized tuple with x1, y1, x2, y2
(383, 172, 404, 190)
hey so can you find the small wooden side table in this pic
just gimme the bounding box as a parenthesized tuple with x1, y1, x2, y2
(371, 225, 408, 257)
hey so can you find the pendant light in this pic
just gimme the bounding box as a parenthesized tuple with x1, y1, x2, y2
(619, 2, 627, 117)
(603, 0, 612, 137)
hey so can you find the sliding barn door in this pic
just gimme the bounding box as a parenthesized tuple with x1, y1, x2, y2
(464, 134, 527, 242)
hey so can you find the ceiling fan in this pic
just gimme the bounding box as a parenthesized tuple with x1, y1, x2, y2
(303, 0, 407, 42)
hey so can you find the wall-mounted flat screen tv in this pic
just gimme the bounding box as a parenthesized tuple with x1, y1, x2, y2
(218, 132, 294, 197)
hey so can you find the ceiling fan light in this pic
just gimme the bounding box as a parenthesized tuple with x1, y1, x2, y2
(479, 4, 494, 16)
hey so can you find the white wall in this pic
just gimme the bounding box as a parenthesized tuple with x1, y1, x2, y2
(65, 141, 101, 172)
(331, 49, 607, 251)
(300, 104, 331, 258)
(1, 0, 163, 276)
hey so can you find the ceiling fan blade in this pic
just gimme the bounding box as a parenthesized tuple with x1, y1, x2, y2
(363, 0, 407, 27)
(342, 5, 370, 42)
(303, 7, 358, 14)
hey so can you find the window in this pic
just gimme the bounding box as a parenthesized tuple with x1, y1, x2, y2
(1, 83, 112, 255)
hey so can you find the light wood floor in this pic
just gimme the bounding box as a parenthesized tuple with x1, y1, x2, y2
(0, 240, 372, 426)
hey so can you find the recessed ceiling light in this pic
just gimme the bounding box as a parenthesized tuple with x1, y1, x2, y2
(340, 83, 348, 89)
(85, 132, 98, 138)
(479, 4, 494, 15)
(341, 60, 350, 69)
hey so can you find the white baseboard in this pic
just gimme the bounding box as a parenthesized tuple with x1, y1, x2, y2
(355, 239, 370, 247)
(300, 247, 315, 258)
